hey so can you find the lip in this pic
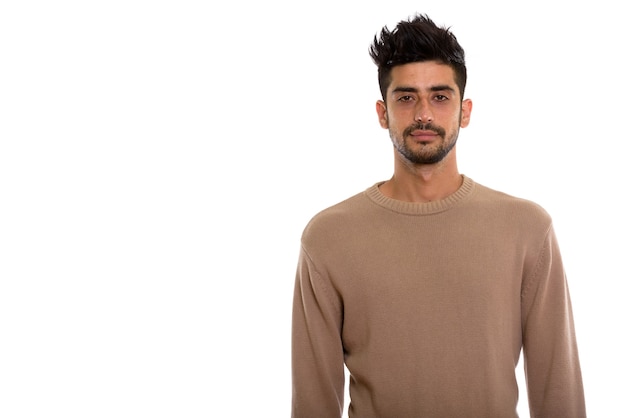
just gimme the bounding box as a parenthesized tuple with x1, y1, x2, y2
(409, 130, 439, 141)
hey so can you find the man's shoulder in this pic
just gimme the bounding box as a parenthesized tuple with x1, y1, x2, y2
(307, 190, 368, 225)
(300, 186, 375, 243)
(472, 182, 552, 224)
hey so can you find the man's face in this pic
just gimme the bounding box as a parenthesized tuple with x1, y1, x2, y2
(376, 61, 472, 165)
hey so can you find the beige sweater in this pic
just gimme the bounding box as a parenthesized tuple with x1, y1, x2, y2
(291, 176, 585, 417)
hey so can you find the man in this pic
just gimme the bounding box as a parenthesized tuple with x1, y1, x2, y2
(291, 14, 586, 418)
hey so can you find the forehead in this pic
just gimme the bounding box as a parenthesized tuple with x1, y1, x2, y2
(388, 61, 458, 93)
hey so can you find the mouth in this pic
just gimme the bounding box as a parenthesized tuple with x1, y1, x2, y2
(404, 123, 445, 143)
(409, 130, 439, 142)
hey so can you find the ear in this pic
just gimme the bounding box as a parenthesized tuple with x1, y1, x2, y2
(460, 98, 473, 128)
(376, 100, 389, 129)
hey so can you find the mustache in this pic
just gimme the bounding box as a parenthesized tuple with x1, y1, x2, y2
(403, 122, 446, 138)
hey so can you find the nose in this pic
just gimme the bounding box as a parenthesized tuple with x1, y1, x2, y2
(414, 100, 433, 123)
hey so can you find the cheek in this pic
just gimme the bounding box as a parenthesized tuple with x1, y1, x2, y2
(439, 109, 462, 128)
(385, 109, 409, 129)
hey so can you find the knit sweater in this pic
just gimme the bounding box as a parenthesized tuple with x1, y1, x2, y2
(291, 176, 585, 417)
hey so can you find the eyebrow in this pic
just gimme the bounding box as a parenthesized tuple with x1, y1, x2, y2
(391, 85, 456, 94)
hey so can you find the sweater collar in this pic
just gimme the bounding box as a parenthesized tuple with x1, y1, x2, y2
(365, 175, 475, 215)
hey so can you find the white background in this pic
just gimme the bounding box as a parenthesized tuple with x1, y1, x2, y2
(1, 1, 623, 417)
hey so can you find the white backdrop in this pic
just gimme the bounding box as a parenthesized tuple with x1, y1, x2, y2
(1, 1, 623, 417)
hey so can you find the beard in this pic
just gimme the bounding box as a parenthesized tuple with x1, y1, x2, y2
(390, 122, 458, 165)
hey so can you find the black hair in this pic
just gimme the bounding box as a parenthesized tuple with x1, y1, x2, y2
(369, 14, 467, 100)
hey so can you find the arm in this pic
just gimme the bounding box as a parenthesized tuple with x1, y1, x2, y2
(521, 225, 586, 417)
(291, 246, 345, 418)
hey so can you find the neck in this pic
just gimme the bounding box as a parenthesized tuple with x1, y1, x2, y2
(379, 151, 462, 203)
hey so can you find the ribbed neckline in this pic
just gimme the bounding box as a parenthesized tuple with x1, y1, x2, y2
(365, 175, 476, 216)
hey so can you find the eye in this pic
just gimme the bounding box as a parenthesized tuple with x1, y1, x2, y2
(397, 95, 414, 102)
(433, 94, 449, 102)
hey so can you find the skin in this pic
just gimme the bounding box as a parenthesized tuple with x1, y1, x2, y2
(375, 61, 473, 203)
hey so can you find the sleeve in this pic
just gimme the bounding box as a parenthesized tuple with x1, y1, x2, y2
(291, 245, 345, 418)
(521, 224, 586, 418)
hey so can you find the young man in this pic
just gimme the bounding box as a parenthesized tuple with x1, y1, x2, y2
(291, 14, 586, 418)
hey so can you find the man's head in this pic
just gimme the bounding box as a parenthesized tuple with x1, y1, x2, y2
(370, 14, 472, 167)
(369, 14, 467, 102)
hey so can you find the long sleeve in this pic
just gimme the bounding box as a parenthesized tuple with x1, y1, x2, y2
(291, 179, 586, 416)
(291, 246, 345, 418)
(521, 225, 586, 417)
